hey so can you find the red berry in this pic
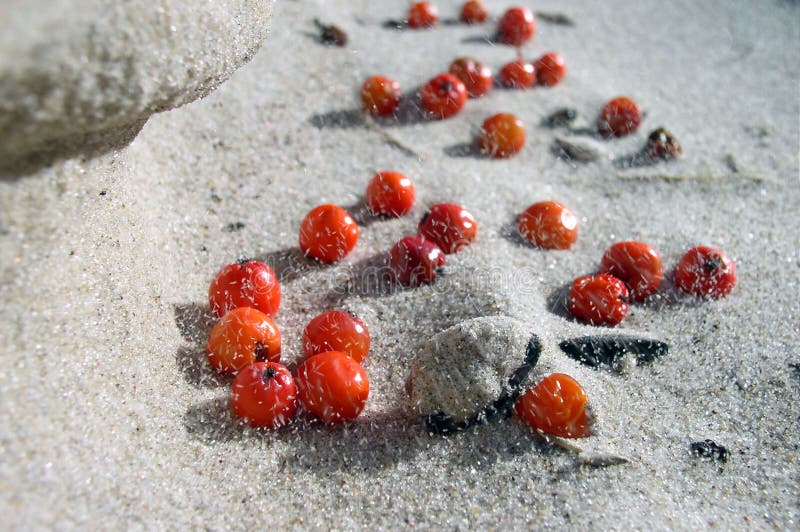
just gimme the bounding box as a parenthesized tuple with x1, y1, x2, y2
(515, 373, 590, 438)
(498, 59, 536, 89)
(418, 203, 478, 254)
(302, 310, 371, 363)
(296, 351, 369, 423)
(361, 75, 401, 117)
(419, 73, 468, 119)
(231, 362, 297, 428)
(407, 2, 439, 28)
(599, 241, 664, 302)
(517, 201, 578, 249)
(479, 113, 526, 158)
(365, 171, 416, 216)
(497, 7, 536, 46)
(674, 245, 737, 299)
(298, 204, 360, 263)
(207, 307, 281, 374)
(460, 0, 488, 24)
(533, 52, 566, 87)
(208, 260, 280, 319)
(568, 274, 630, 326)
(598, 96, 643, 137)
(389, 236, 446, 287)
(449, 57, 493, 98)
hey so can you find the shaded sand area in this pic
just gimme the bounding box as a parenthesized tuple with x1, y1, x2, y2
(1, 0, 798, 528)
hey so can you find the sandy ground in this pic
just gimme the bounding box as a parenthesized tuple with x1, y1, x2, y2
(1, 0, 798, 528)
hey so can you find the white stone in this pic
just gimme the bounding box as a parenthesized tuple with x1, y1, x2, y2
(408, 316, 540, 426)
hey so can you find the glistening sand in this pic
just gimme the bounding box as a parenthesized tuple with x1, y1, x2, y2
(1, 0, 798, 528)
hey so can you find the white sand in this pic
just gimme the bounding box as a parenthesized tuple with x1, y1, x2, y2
(1, 0, 798, 528)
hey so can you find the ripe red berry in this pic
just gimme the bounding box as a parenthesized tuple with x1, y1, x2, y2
(365, 171, 416, 217)
(497, 6, 536, 46)
(389, 235, 446, 287)
(208, 260, 280, 319)
(231, 362, 297, 428)
(418, 203, 478, 254)
(479, 113, 526, 158)
(568, 274, 630, 326)
(207, 307, 281, 374)
(361, 75, 401, 117)
(407, 2, 439, 28)
(674, 245, 737, 299)
(302, 310, 371, 363)
(533, 52, 566, 87)
(515, 373, 590, 438)
(517, 201, 578, 250)
(598, 96, 643, 137)
(419, 73, 468, 119)
(460, 0, 488, 24)
(298, 204, 360, 263)
(599, 241, 664, 302)
(449, 57, 493, 98)
(296, 351, 369, 423)
(498, 59, 536, 89)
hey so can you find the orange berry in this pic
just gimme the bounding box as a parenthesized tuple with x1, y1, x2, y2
(449, 57, 493, 98)
(534, 51, 566, 87)
(515, 373, 590, 438)
(296, 351, 369, 423)
(517, 201, 578, 249)
(207, 307, 281, 374)
(408, 2, 439, 28)
(231, 362, 297, 428)
(479, 113, 526, 158)
(568, 274, 629, 326)
(302, 310, 371, 363)
(497, 6, 536, 46)
(419, 73, 467, 119)
(361, 75, 401, 117)
(298, 204, 360, 263)
(498, 59, 536, 89)
(460, 0, 488, 24)
(418, 203, 478, 254)
(365, 171, 416, 216)
(599, 241, 664, 302)
(598, 96, 643, 137)
(208, 259, 280, 318)
(674, 245, 737, 299)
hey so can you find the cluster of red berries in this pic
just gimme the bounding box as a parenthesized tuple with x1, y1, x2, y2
(206, 261, 371, 428)
(203, 170, 484, 429)
(299, 171, 477, 286)
(361, 4, 571, 160)
(511, 200, 737, 325)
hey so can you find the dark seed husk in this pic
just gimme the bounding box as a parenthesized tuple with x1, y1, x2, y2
(543, 108, 578, 128)
(558, 335, 668, 368)
(690, 439, 729, 463)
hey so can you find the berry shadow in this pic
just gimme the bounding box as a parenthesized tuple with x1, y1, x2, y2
(498, 218, 529, 248)
(183, 396, 539, 473)
(175, 345, 230, 389)
(443, 141, 483, 158)
(308, 92, 431, 131)
(340, 199, 382, 228)
(174, 302, 217, 344)
(546, 281, 574, 320)
(255, 246, 333, 284)
(613, 150, 661, 169)
(173, 302, 230, 389)
(323, 251, 398, 303)
(461, 34, 498, 45)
